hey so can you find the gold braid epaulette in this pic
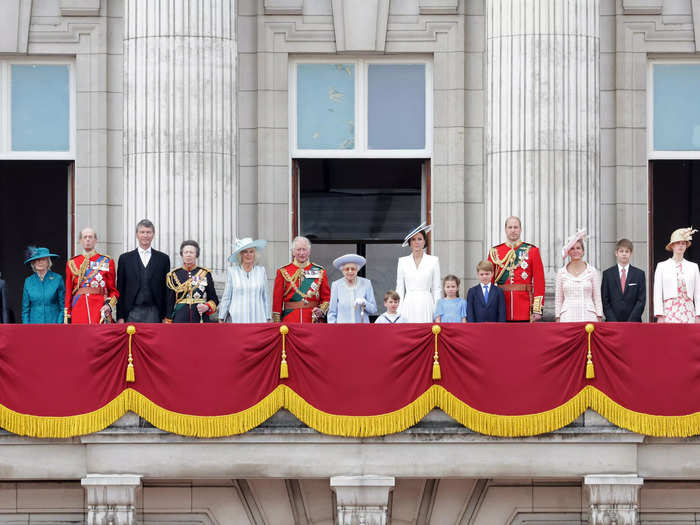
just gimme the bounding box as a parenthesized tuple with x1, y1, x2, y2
(490, 246, 516, 283)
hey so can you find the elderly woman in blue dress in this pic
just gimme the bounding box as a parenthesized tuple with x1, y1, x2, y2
(327, 254, 377, 323)
(219, 237, 271, 323)
(22, 246, 65, 324)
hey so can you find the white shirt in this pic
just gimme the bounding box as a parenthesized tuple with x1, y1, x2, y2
(138, 246, 152, 268)
(618, 264, 629, 280)
(481, 283, 491, 297)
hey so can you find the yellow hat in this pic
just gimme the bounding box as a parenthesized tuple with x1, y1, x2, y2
(665, 227, 698, 251)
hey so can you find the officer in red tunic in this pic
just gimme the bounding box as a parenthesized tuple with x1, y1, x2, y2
(272, 236, 330, 323)
(488, 216, 545, 322)
(64, 228, 118, 324)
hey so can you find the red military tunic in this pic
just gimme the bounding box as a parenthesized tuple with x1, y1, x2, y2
(64, 251, 118, 324)
(272, 261, 330, 323)
(488, 241, 545, 321)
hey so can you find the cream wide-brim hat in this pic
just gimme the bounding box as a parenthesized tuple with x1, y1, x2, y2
(665, 227, 697, 251)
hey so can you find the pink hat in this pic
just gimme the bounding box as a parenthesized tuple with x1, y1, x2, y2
(561, 229, 587, 260)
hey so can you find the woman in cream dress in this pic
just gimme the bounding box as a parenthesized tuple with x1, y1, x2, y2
(555, 229, 603, 322)
(396, 222, 441, 322)
(653, 227, 700, 324)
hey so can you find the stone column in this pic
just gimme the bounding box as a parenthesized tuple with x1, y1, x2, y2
(486, 0, 600, 281)
(81, 474, 142, 525)
(124, 0, 236, 275)
(330, 475, 395, 525)
(584, 474, 643, 525)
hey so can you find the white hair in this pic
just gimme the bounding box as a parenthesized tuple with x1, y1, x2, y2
(292, 236, 311, 250)
(80, 227, 97, 240)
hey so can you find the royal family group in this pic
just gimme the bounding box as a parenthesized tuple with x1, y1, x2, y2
(4, 218, 700, 326)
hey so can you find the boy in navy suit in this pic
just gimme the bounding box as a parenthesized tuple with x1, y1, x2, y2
(467, 261, 507, 322)
(601, 238, 646, 322)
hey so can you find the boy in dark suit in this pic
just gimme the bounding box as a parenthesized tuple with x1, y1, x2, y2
(601, 238, 646, 322)
(467, 260, 506, 322)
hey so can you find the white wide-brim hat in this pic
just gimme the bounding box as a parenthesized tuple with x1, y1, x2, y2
(333, 253, 366, 271)
(561, 228, 587, 260)
(228, 237, 267, 262)
(665, 227, 697, 251)
(402, 221, 433, 248)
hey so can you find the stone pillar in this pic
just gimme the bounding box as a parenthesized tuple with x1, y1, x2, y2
(81, 474, 142, 525)
(330, 475, 395, 525)
(584, 474, 643, 525)
(124, 0, 236, 275)
(486, 0, 600, 281)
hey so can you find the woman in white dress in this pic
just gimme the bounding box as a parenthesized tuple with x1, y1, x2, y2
(219, 237, 271, 323)
(395, 222, 441, 322)
(653, 227, 700, 324)
(327, 254, 377, 323)
(555, 229, 603, 322)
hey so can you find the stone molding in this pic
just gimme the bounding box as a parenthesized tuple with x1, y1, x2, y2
(81, 474, 142, 525)
(331, 475, 395, 525)
(264, 0, 303, 15)
(0, 0, 32, 53)
(584, 474, 643, 525)
(59, 0, 101, 17)
(622, 0, 664, 15)
(331, 0, 390, 52)
(418, 0, 459, 15)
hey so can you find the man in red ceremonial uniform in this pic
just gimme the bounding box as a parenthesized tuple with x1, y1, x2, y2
(272, 236, 330, 323)
(488, 216, 545, 322)
(64, 228, 118, 324)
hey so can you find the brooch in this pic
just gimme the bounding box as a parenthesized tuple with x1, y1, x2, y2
(521, 271, 529, 280)
(520, 261, 528, 270)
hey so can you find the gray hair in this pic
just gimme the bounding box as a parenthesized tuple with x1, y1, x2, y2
(31, 258, 53, 272)
(80, 227, 97, 240)
(292, 236, 311, 250)
(136, 219, 155, 234)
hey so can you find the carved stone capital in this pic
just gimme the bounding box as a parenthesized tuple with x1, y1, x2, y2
(584, 474, 643, 525)
(82, 474, 142, 525)
(331, 475, 394, 525)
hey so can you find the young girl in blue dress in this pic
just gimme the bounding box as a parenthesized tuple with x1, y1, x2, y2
(434, 274, 467, 323)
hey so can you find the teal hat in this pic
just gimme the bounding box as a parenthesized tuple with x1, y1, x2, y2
(24, 246, 59, 265)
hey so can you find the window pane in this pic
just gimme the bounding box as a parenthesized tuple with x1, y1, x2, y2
(297, 64, 355, 150)
(368, 64, 425, 150)
(654, 64, 700, 151)
(299, 159, 422, 241)
(12, 64, 70, 151)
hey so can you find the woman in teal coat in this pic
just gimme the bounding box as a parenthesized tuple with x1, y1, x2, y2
(22, 247, 65, 324)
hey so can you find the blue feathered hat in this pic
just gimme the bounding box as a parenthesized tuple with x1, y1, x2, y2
(24, 246, 59, 265)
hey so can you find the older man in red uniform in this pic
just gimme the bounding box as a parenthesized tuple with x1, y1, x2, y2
(272, 236, 330, 323)
(488, 216, 545, 322)
(64, 228, 118, 324)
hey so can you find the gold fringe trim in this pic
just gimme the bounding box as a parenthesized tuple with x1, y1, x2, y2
(1, 385, 700, 438)
(282, 384, 438, 437)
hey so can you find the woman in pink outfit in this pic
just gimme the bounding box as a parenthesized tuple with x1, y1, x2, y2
(555, 229, 603, 323)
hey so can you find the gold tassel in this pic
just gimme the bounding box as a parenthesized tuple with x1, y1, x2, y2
(280, 325, 289, 379)
(432, 325, 442, 381)
(126, 325, 136, 383)
(585, 323, 595, 379)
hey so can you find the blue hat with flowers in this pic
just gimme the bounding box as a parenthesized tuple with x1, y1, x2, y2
(24, 246, 59, 265)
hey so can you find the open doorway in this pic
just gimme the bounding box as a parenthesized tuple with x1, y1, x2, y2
(0, 160, 71, 322)
(649, 159, 700, 315)
(293, 158, 428, 315)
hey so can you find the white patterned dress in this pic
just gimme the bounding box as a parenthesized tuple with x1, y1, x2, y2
(218, 265, 270, 323)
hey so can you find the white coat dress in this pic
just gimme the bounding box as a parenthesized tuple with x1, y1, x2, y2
(395, 253, 441, 322)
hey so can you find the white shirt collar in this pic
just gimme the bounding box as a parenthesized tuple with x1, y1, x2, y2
(617, 263, 629, 273)
(138, 246, 152, 255)
(482, 283, 490, 291)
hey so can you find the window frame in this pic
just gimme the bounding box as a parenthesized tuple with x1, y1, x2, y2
(648, 59, 700, 160)
(0, 56, 76, 160)
(289, 56, 433, 159)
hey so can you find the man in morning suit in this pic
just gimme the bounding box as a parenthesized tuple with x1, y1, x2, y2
(272, 236, 330, 323)
(467, 260, 507, 322)
(601, 238, 646, 322)
(117, 219, 171, 323)
(488, 216, 545, 321)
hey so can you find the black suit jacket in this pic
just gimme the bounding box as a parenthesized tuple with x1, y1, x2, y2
(466, 284, 506, 322)
(601, 265, 646, 322)
(0, 277, 8, 323)
(117, 248, 171, 321)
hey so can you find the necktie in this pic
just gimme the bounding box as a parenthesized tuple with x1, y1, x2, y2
(483, 285, 489, 303)
(620, 267, 626, 292)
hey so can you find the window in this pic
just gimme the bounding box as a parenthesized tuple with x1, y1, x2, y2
(0, 59, 74, 158)
(649, 62, 700, 158)
(291, 58, 432, 157)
